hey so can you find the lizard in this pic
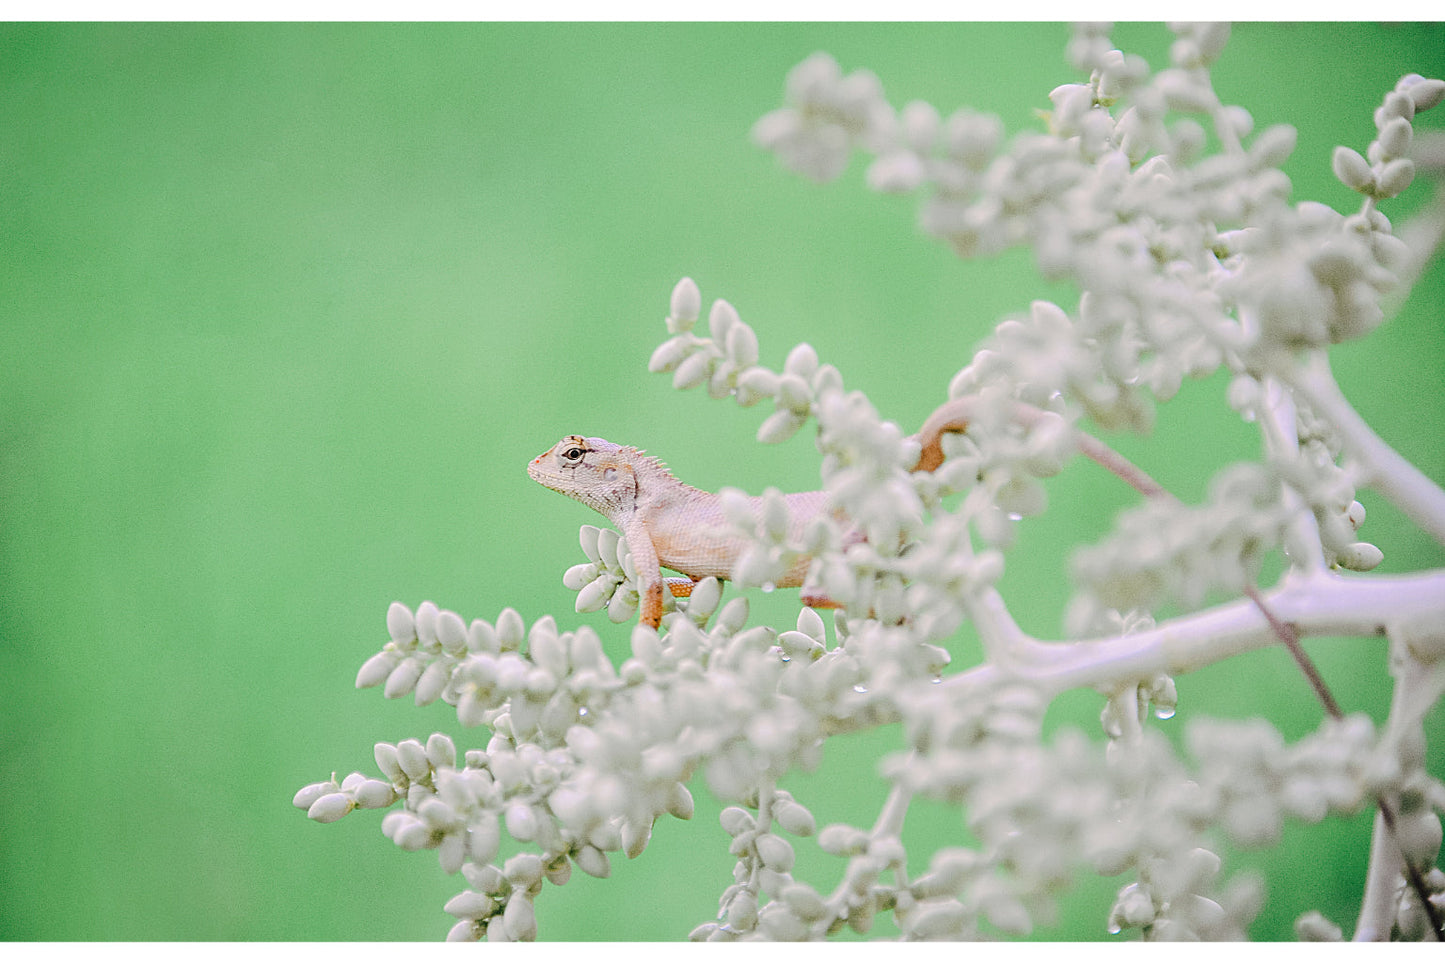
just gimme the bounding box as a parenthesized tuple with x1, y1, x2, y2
(526, 399, 979, 628)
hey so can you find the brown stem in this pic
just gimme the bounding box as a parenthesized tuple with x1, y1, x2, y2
(1244, 585, 1441, 941)
(1243, 585, 1344, 720)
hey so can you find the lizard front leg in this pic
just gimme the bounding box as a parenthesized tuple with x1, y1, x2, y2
(623, 518, 667, 628)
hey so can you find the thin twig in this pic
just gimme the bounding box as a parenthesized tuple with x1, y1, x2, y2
(1244, 584, 1442, 941)
(1243, 584, 1343, 720)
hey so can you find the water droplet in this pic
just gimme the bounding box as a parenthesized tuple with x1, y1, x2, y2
(1007, 512, 1023, 522)
(1153, 706, 1175, 720)
(577, 706, 589, 718)
(762, 582, 776, 593)
(852, 684, 868, 694)
(779, 654, 792, 663)
(1107, 922, 1122, 935)
(930, 675, 942, 685)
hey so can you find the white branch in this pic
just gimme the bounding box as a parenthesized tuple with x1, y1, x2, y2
(940, 569, 1445, 700)
(1287, 355, 1445, 549)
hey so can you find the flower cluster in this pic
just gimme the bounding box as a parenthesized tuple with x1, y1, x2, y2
(297, 23, 1445, 941)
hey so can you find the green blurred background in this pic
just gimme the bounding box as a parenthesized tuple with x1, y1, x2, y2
(2, 22, 1442, 941)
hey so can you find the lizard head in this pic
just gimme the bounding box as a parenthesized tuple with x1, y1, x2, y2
(527, 435, 638, 521)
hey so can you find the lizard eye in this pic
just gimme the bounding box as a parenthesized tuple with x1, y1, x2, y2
(560, 446, 585, 468)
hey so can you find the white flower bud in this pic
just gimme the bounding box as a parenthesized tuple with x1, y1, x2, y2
(413, 660, 450, 707)
(396, 738, 431, 781)
(504, 852, 544, 888)
(648, 334, 692, 374)
(811, 363, 843, 398)
(385, 601, 416, 644)
(469, 815, 501, 863)
(754, 832, 796, 872)
(567, 626, 607, 673)
(719, 806, 755, 837)
(589, 528, 618, 571)
(776, 373, 812, 413)
(757, 409, 806, 445)
(735, 366, 780, 407)
(412, 601, 439, 647)
(577, 524, 602, 562)
(707, 358, 737, 400)
(1404, 77, 1445, 112)
(606, 587, 637, 623)
(667, 782, 695, 820)
(1336, 541, 1383, 572)
(751, 107, 797, 150)
(352, 778, 397, 809)
(726, 890, 759, 931)
(622, 818, 652, 859)
(355, 650, 399, 689)
(1194, 22, 1231, 64)
(445, 919, 481, 942)
(783, 342, 819, 380)
(1376, 116, 1413, 160)
(1332, 145, 1374, 193)
(562, 563, 598, 591)
(445, 889, 497, 920)
(1295, 910, 1343, 941)
(867, 151, 924, 193)
(1381, 90, 1415, 124)
(371, 742, 403, 783)
(708, 298, 740, 343)
(760, 488, 791, 543)
(778, 630, 823, 662)
(685, 577, 722, 622)
(419, 798, 461, 835)
(456, 687, 489, 728)
(983, 892, 1032, 935)
(758, 902, 807, 941)
(672, 349, 714, 392)
(435, 609, 466, 654)
(793, 607, 826, 645)
(1374, 157, 1414, 199)
(1221, 104, 1253, 139)
(293, 780, 338, 810)
(503, 895, 536, 941)
(725, 322, 759, 368)
(931, 851, 984, 897)
(504, 803, 538, 842)
(466, 860, 507, 895)
(818, 824, 869, 856)
(307, 792, 354, 824)
(339, 770, 367, 792)
(715, 597, 750, 635)
(424, 732, 457, 770)
(438, 831, 466, 874)
(670, 277, 701, 326)
(774, 799, 817, 836)
(496, 608, 525, 650)
(467, 618, 499, 655)
(909, 899, 969, 939)
(575, 845, 611, 879)
(1249, 124, 1297, 169)
(383, 657, 425, 699)
(1154, 69, 1216, 113)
